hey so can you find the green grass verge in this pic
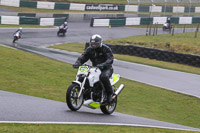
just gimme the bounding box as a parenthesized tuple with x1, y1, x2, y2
(48, 43, 200, 75)
(0, 45, 200, 129)
(0, 124, 199, 133)
(105, 32, 200, 55)
(0, 24, 51, 28)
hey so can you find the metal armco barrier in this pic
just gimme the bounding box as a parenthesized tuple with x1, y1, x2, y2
(85, 43, 200, 67)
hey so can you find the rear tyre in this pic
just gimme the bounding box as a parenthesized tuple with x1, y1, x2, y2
(100, 96, 117, 115)
(66, 84, 83, 111)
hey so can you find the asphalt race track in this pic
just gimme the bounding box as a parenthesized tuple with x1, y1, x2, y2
(0, 21, 200, 131)
(0, 90, 200, 131)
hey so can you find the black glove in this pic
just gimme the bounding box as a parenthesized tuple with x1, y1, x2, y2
(72, 63, 80, 68)
(96, 64, 104, 70)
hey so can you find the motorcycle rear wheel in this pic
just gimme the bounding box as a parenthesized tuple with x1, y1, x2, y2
(100, 96, 117, 115)
(66, 84, 83, 111)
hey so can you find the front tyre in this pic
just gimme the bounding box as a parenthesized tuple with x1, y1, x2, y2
(66, 84, 83, 111)
(162, 26, 165, 31)
(100, 96, 117, 115)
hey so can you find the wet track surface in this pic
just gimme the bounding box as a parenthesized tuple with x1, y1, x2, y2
(0, 20, 200, 131)
(0, 24, 199, 98)
(0, 23, 147, 46)
(0, 90, 200, 131)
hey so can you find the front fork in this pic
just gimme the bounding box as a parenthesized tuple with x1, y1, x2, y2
(72, 77, 87, 98)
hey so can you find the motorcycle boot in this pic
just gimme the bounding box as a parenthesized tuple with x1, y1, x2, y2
(102, 78, 114, 104)
(107, 91, 113, 104)
(100, 68, 114, 104)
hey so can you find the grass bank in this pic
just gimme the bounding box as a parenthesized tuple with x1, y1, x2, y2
(0, 124, 199, 133)
(0, 45, 200, 128)
(49, 43, 200, 75)
(105, 32, 200, 55)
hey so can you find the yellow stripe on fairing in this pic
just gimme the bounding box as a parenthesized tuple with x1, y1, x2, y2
(89, 102, 101, 108)
(113, 74, 118, 82)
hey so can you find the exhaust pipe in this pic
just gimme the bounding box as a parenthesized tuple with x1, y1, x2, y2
(113, 84, 124, 99)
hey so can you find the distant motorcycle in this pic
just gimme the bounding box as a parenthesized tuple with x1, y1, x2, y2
(57, 25, 68, 36)
(13, 31, 21, 43)
(163, 23, 173, 31)
(66, 65, 124, 114)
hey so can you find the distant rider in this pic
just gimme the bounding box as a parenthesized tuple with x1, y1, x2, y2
(166, 18, 171, 29)
(62, 21, 68, 30)
(73, 34, 114, 103)
(63, 21, 68, 28)
(14, 27, 22, 38)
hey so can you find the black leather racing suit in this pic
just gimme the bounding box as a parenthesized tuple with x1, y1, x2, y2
(74, 44, 114, 96)
(14, 29, 22, 38)
(167, 19, 171, 29)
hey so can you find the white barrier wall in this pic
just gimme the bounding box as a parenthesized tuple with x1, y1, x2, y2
(125, 5, 138, 12)
(37, 1, 55, 9)
(179, 17, 192, 24)
(173, 6, 184, 13)
(70, 3, 85, 11)
(0, 0, 20, 7)
(126, 18, 140, 25)
(195, 7, 200, 13)
(40, 18, 54, 26)
(1, 16, 19, 24)
(93, 19, 109, 26)
(153, 17, 167, 24)
(151, 6, 162, 12)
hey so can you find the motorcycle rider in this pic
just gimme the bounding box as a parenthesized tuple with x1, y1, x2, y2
(14, 27, 22, 38)
(59, 21, 68, 31)
(166, 18, 171, 29)
(60, 21, 68, 30)
(63, 21, 68, 28)
(73, 34, 114, 103)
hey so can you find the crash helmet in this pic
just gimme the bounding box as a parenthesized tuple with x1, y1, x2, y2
(90, 34, 102, 49)
(64, 21, 68, 25)
(19, 27, 22, 30)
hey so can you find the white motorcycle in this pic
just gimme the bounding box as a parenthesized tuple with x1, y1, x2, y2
(66, 65, 124, 114)
(163, 23, 173, 31)
(13, 32, 20, 43)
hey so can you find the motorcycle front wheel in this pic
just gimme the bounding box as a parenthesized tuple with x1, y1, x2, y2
(57, 31, 60, 36)
(100, 96, 117, 115)
(66, 83, 83, 111)
(162, 26, 165, 31)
